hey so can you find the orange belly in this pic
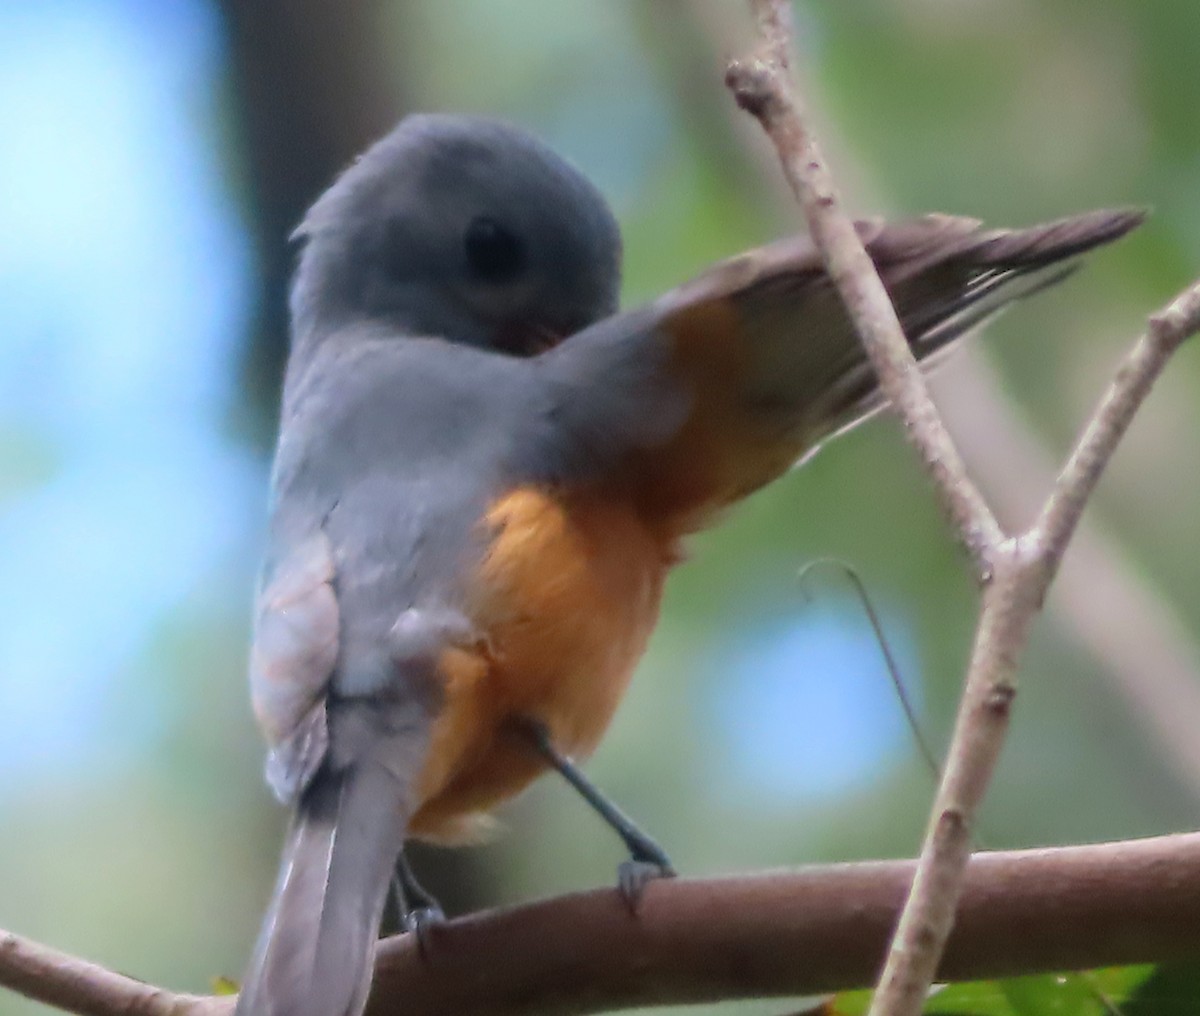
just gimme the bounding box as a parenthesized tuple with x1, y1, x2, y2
(408, 485, 672, 843)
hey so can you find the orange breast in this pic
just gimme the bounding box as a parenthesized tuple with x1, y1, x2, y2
(408, 485, 672, 844)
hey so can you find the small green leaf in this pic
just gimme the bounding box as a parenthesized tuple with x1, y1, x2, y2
(211, 975, 240, 996)
(826, 988, 873, 1015)
(925, 979, 1018, 1015)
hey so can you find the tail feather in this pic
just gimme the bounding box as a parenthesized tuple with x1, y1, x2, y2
(235, 763, 407, 1016)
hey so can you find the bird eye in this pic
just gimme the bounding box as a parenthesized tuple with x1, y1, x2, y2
(464, 217, 525, 283)
(380, 217, 413, 282)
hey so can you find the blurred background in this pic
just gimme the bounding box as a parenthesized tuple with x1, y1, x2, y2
(1, 1, 1199, 1013)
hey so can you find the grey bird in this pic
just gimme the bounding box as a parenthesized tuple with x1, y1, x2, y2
(234, 112, 1141, 1016)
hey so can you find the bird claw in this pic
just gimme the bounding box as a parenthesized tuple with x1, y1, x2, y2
(403, 904, 445, 960)
(617, 857, 676, 912)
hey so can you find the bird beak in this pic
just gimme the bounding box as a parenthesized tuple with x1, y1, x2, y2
(493, 320, 564, 357)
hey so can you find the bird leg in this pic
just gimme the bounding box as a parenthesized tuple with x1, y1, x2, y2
(510, 717, 676, 910)
(391, 848, 444, 954)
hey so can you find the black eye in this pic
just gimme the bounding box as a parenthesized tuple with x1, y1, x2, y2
(464, 217, 525, 283)
(380, 218, 413, 282)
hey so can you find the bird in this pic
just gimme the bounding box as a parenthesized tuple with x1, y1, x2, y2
(233, 112, 1142, 1016)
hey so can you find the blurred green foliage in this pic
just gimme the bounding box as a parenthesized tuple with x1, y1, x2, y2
(4, 1, 1200, 1013)
(830, 969, 1156, 1016)
(825, 964, 1200, 1016)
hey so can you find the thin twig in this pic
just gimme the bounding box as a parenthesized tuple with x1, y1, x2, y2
(6, 834, 1200, 1016)
(0, 929, 216, 1016)
(1033, 281, 1200, 574)
(723, 3, 1200, 1015)
(797, 558, 942, 779)
(725, 0, 1003, 576)
(937, 354, 1200, 801)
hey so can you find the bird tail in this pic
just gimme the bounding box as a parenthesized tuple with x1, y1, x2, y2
(234, 761, 408, 1016)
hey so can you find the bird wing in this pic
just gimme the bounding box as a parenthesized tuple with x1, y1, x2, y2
(249, 527, 340, 805)
(538, 208, 1143, 533)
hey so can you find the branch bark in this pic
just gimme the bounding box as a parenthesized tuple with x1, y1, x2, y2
(5, 834, 1200, 1016)
(724, 2, 1200, 1015)
(0, 929, 213, 1016)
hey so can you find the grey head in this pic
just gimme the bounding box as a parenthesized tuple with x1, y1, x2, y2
(289, 113, 622, 359)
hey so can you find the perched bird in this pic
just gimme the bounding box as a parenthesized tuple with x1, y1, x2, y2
(235, 112, 1140, 1016)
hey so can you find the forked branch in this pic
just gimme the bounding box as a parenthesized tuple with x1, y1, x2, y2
(725, 2, 1200, 1015)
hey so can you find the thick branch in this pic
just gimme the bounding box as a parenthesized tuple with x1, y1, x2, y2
(724, 0, 1003, 574)
(370, 833, 1200, 1014)
(6, 835, 1200, 1016)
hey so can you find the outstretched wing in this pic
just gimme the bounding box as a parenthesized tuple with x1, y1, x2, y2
(539, 208, 1143, 533)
